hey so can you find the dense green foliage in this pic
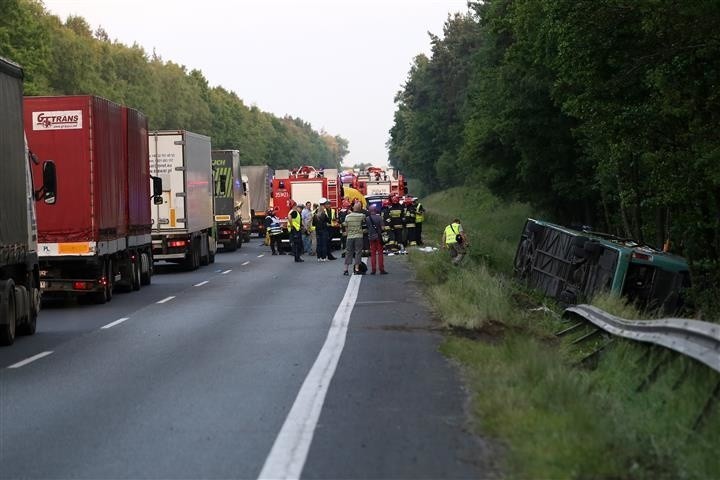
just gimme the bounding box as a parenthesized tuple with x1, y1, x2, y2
(389, 0, 720, 312)
(0, 0, 348, 169)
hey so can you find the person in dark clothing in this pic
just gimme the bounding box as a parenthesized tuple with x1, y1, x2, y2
(321, 198, 338, 260)
(288, 203, 304, 262)
(314, 202, 331, 261)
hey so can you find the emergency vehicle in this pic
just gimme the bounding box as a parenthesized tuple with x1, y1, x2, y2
(271, 166, 341, 248)
(349, 166, 407, 197)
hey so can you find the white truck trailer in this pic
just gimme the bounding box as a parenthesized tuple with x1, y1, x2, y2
(149, 130, 216, 270)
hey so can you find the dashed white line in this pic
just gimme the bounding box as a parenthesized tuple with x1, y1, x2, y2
(7, 351, 54, 369)
(221, 269, 232, 274)
(101, 317, 130, 329)
(241, 261, 250, 266)
(194, 280, 209, 287)
(157, 296, 175, 304)
(258, 274, 362, 479)
(257, 254, 265, 258)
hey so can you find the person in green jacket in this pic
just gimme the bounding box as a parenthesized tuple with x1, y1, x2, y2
(443, 218, 469, 265)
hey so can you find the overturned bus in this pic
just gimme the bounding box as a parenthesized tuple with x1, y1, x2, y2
(513, 219, 690, 313)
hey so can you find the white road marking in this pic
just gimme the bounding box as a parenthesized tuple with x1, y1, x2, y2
(157, 296, 175, 304)
(221, 269, 232, 274)
(257, 254, 265, 258)
(241, 261, 250, 266)
(258, 274, 362, 480)
(7, 351, 54, 369)
(101, 317, 130, 329)
(194, 280, 209, 287)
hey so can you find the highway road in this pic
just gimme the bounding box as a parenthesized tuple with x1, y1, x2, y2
(0, 241, 490, 479)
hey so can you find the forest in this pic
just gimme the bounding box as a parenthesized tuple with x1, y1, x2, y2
(388, 0, 720, 312)
(0, 0, 349, 170)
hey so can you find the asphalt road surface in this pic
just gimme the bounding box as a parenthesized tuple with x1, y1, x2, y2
(0, 241, 491, 479)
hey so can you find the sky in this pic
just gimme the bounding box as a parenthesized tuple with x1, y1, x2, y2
(42, 0, 469, 167)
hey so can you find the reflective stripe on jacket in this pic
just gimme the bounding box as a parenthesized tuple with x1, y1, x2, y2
(415, 203, 424, 223)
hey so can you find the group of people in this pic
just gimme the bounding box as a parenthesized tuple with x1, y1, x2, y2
(377, 195, 425, 252)
(263, 198, 389, 275)
(264, 195, 468, 272)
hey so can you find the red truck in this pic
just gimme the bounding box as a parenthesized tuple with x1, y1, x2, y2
(24, 96, 160, 303)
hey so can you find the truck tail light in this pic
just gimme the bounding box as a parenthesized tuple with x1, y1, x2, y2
(73, 281, 90, 290)
(168, 240, 187, 248)
(631, 252, 653, 262)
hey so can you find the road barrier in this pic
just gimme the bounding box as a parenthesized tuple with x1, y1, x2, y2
(563, 304, 720, 373)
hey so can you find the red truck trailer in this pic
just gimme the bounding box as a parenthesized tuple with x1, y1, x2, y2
(25, 96, 157, 303)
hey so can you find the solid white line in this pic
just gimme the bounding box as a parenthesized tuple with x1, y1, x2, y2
(221, 269, 232, 274)
(101, 317, 130, 329)
(156, 296, 175, 304)
(257, 254, 265, 258)
(194, 280, 209, 287)
(258, 274, 362, 480)
(7, 351, 54, 369)
(241, 261, 250, 266)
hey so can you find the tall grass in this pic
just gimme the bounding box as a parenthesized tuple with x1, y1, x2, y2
(411, 185, 720, 480)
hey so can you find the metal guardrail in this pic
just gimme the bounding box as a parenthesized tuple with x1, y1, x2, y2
(563, 304, 720, 373)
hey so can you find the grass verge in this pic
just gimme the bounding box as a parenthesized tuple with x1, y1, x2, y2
(410, 186, 720, 479)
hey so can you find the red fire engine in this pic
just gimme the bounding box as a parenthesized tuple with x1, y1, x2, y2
(271, 166, 342, 249)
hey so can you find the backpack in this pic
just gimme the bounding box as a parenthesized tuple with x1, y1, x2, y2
(452, 224, 463, 244)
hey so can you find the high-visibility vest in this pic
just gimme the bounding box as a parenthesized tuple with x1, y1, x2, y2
(444, 223, 462, 245)
(289, 211, 302, 232)
(415, 203, 424, 223)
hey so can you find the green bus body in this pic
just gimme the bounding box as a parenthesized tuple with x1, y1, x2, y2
(514, 219, 690, 313)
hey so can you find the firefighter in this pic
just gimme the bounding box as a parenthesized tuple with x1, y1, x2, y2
(403, 196, 417, 246)
(385, 194, 405, 252)
(288, 202, 304, 262)
(413, 198, 425, 245)
(381, 198, 394, 251)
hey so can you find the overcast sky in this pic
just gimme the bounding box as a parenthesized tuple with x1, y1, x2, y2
(42, 0, 469, 167)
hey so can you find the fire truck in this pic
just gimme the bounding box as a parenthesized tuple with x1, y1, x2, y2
(342, 166, 407, 198)
(271, 166, 341, 249)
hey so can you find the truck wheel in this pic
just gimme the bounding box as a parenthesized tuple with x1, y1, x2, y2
(0, 279, 17, 346)
(131, 258, 141, 291)
(18, 284, 39, 336)
(226, 238, 237, 253)
(140, 252, 152, 286)
(92, 261, 113, 304)
(200, 238, 210, 266)
(185, 241, 199, 271)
